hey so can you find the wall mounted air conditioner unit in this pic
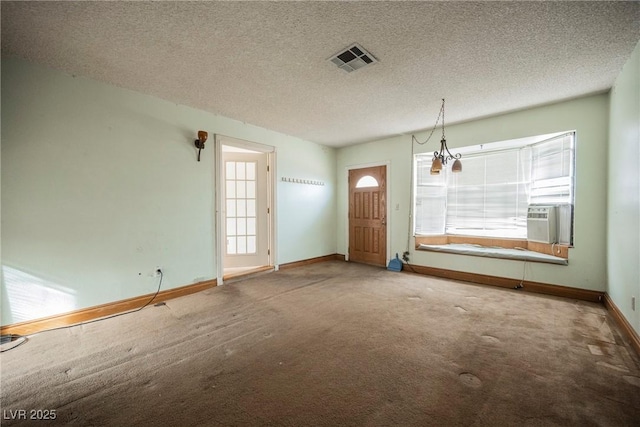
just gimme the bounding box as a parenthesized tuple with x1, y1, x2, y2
(527, 205, 557, 244)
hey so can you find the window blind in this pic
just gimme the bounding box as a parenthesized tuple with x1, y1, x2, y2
(446, 148, 530, 237)
(530, 133, 574, 205)
(415, 157, 446, 235)
(414, 132, 575, 239)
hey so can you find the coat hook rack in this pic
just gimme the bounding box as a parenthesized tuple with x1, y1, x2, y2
(281, 177, 325, 186)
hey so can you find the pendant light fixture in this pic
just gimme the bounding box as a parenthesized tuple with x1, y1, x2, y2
(412, 99, 462, 175)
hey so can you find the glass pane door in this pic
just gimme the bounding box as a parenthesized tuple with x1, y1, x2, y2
(225, 160, 257, 255)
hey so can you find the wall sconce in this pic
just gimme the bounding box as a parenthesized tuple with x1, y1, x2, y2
(194, 130, 208, 162)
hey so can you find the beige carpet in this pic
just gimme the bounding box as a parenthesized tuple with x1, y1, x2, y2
(1, 261, 639, 426)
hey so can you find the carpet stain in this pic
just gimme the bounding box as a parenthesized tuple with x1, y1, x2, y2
(455, 306, 468, 313)
(587, 344, 604, 356)
(263, 332, 273, 338)
(459, 372, 482, 388)
(596, 361, 629, 373)
(143, 380, 157, 389)
(481, 335, 501, 344)
(622, 376, 640, 387)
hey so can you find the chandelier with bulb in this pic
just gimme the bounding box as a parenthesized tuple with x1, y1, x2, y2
(412, 98, 462, 175)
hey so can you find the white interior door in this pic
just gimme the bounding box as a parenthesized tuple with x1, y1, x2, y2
(223, 151, 269, 269)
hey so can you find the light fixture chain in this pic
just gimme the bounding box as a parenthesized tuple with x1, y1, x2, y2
(441, 98, 445, 140)
(412, 99, 445, 146)
(413, 98, 462, 174)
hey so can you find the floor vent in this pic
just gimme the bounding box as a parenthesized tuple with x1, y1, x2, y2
(329, 43, 377, 73)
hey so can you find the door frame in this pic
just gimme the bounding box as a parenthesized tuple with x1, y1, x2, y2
(345, 161, 391, 265)
(215, 135, 277, 284)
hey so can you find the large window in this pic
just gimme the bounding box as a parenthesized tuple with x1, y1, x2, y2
(414, 132, 575, 239)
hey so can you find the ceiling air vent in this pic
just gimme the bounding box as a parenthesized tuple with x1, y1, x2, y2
(329, 43, 377, 73)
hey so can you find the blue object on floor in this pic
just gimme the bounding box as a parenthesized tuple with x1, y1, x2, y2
(387, 253, 403, 272)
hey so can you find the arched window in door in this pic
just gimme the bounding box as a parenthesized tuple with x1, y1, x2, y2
(355, 175, 379, 188)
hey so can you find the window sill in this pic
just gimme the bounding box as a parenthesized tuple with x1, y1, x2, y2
(415, 235, 569, 265)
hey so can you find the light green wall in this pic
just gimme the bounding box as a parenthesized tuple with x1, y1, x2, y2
(3, 49, 636, 329)
(277, 140, 337, 263)
(336, 136, 413, 263)
(1, 58, 337, 325)
(337, 94, 610, 291)
(608, 39, 640, 335)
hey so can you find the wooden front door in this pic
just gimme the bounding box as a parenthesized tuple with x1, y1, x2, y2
(349, 165, 387, 266)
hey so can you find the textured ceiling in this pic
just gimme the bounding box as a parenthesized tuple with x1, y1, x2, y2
(2, 1, 639, 147)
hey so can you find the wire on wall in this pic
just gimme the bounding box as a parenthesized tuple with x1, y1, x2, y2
(515, 261, 527, 289)
(407, 101, 446, 257)
(407, 137, 415, 254)
(0, 271, 165, 353)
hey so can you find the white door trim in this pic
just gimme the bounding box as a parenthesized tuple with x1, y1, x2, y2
(214, 134, 276, 284)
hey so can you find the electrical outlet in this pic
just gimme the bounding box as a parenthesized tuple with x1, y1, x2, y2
(152, 267, 163, 277)
(632, 296, 636, 311)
